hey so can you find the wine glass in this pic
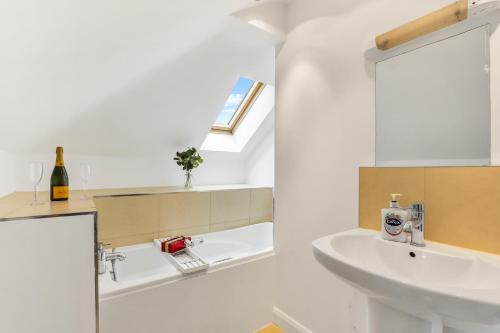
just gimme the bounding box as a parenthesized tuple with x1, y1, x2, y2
(29, 161, 44, 205)
(80, 163, 91, 199)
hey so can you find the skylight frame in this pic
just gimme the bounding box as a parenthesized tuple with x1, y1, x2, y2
(211, 81, 265, 135)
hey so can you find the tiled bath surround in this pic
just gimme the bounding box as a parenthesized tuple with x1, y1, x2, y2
(96, 187, 273, 247)
(360, 167, 500, 254)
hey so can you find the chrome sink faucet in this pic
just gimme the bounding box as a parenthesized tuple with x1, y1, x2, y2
(404, 203, 425, 247)
(97, 242, 126, 281)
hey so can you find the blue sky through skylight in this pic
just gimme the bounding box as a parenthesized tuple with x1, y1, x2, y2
(214, 77, 255, 125)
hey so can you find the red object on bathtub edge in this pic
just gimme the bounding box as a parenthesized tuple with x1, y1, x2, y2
(168, 239, 186, 253)
(160, 236, 192, 254)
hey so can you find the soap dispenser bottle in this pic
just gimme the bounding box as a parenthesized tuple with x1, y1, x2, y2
(381, 193, 409, 242)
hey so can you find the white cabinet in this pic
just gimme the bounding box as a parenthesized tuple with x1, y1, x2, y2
(0, 214, 96, 333)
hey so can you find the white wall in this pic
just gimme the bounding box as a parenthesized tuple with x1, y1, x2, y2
(0, 150, 15, 197)
(246, 130, 274, 186)
(274, 1, 455, 332)
(0, 1, 274, 155)
(233, 1, 288, 40)
(14, 151, 245, 191)
(490, 16, 500, 165)
(1, 0, 278, 192)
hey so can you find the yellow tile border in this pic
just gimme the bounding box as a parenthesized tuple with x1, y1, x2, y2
(359, 166, 500, 254)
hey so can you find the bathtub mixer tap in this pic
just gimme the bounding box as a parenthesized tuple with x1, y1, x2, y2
(97, 242, 126, 281)
(186, 237, 204, 247)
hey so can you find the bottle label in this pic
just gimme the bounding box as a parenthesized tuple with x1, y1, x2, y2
(385, 213, 403, 236)
(52, 186, 69, 199)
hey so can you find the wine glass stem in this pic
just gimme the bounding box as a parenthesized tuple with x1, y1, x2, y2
(34, 185, 38, 202)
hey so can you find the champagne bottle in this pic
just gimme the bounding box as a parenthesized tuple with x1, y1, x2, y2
(50, 146, 69, 201)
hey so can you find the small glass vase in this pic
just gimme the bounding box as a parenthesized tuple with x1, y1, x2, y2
(184, 171, 193, 189)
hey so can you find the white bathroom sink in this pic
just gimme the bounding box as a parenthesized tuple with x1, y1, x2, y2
(312, 228, 500, 328)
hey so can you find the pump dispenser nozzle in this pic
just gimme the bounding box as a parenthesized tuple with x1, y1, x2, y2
(390, 193, 402, 208)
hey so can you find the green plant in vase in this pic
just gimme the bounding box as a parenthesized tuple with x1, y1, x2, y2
(174, 147, 204, 188)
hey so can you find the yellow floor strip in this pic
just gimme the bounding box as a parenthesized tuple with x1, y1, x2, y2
(256, 323, 285, 333)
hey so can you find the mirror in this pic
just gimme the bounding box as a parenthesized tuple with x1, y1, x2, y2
(375, 26, 491, 166)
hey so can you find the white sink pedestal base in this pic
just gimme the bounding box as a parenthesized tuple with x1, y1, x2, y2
(368, 299, 500, 333)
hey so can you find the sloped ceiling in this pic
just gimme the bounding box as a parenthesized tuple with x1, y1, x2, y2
(0, 0, 277, 155)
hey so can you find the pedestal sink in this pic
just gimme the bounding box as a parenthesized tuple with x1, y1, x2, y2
(312, 228, 500, 333)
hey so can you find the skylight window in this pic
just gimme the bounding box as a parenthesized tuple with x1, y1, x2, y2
(211, 77, 265, 135)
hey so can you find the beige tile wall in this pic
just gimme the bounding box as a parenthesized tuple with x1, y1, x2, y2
(159, 192, 211, 232)
(359, 167, 500, 255)
(96, 188, 273, 247)
(210, 189, 251, 232)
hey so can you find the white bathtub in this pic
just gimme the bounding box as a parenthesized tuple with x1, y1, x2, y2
(99, 222, 275, 333)
(99, 222, 274, 299)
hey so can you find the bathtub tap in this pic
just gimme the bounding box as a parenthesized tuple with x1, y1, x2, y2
(97, 242, 126, 281)
(186, 237, 204, 247)
(97, 242, 108, 275)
